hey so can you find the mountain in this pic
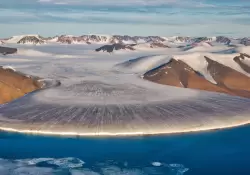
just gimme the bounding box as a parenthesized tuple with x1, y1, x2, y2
(143, 58, 230, 95)
(204, 56, 250, 92)
(166, 36, 192, 43)
(233, 53, 250, 73)
(54, 35, 165, 45)
(17, 36, 45, 45)
(109, 35, 165, 44)
(0, 66, 42, 104)
(192, 37, 213, 42)
(143, 54, 250, 98)
(167, 36, 214, 43)
(56, 35, 109, 44)
(149, 42, 170, 48)
(5, 35, 45, 45)
(216, 36, 231, 45)
(240, 38, 250, 46)
(1, 34, 250, 48)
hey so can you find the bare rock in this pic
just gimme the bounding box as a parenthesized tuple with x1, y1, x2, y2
(0, 46, 17, 55)
(0, 67, 42, 104)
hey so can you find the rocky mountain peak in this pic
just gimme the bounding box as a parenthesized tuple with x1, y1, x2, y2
(240, 38, 250, 46)
(174, 36, 192, 42)
(17, 36, 45, 45)
(56, 35, 109, 44)
(216, 36, 231, 45)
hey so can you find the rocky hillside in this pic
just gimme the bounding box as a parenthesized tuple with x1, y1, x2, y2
(4, 35, 45, 45)
(233, 53, 250, 74)
(0, 67, 43, 104)
(143, 54, 250, 98)
(17, 36, 45, 45)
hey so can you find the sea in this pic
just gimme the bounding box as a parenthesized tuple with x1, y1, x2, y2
(0, 125, 250, 175)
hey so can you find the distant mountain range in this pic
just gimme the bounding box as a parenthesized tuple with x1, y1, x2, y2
(1, 34, 249, 46)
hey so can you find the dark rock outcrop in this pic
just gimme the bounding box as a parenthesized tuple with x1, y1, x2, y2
(57, 35, 109, 44)
(57, 35, 74, 44)
(17, 36, 45, 45)
(216, 36, 231, 45)
(150, 42, 170, 48)
(192, 37, 212, 43)
(57, 35, 108, 44)
(233, 53, 250, 74)
(95, 44, 135, 53)
(110, 35, 165, 44)
(0, 46, 17, 55)
(240, 38, 250, 46)
(174, 36, 192, 42)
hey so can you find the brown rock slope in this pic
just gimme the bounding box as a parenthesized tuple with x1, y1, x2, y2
(144, 57, 250, 98)
(233, 53, 250, 74)
(0, 67, 42, 104)
(205, 56, 250, 97)
(143, 58, 230, 94)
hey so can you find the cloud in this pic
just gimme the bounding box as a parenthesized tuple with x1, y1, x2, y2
(0, 0, 250, 38)
(37, 0, 216, 8)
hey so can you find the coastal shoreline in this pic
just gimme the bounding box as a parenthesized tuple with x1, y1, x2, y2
(1, 121, 250, 137)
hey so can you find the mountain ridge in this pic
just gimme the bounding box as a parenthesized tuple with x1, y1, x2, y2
(1, 34, 249, 46)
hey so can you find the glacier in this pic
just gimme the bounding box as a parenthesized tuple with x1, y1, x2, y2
(0, 35, 250, 136)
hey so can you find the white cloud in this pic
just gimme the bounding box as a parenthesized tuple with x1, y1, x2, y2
(37, 0, 215, 8)
(1, 0, 249, 38)
(0, 10, 38, 18)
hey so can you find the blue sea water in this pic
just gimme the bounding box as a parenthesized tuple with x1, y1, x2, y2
(1, 125, 250, 175)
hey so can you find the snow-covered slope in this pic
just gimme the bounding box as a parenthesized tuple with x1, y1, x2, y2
(175, 53, 217, 84)
(114, 55, 172, 73)
(5, 35, 45, 45)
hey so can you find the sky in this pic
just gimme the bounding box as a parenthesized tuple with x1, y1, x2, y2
(0, 0, 250, 37)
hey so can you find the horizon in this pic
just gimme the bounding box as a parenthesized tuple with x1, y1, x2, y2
(1, 33, 249, 39)
(1, 0, 250, 37)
